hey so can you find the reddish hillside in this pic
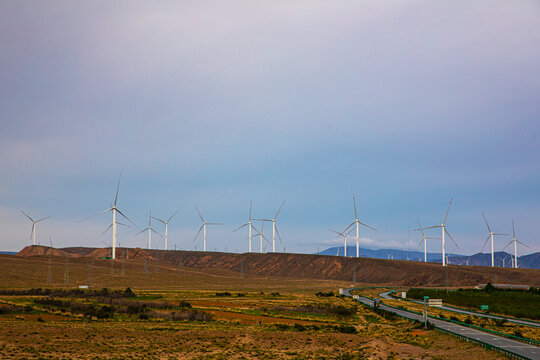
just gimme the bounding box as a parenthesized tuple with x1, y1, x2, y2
(16, 245, 540, 287)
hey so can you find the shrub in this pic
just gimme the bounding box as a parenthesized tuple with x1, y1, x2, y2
(315, 291, 334, 297)
(215, 292, 232, 297)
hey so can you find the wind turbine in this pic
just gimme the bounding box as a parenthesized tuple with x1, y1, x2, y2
(254, 200, 285, 253)
(152, 210, 179, 251)
(416, 221, 440, 263)
(193, 205, 223, 252)
(136, 210, 162, 249)
(233, 201, 259, 253)
(330, 228, 353, 257)
(21, 211, 50, 246)
(343, 195, 376, 257)
(480, 211, 507, 267)
(79, 170, 137, 259)
(502, 219, 529, 269)
(419, 198, 458, 266)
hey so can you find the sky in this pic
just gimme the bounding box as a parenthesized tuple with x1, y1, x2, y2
(1, 1, 539, 256)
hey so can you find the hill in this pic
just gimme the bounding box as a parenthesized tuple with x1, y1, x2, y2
(13, 245, 540, 287)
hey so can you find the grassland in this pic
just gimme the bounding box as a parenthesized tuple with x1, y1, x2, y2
(0, 255, 510, 359)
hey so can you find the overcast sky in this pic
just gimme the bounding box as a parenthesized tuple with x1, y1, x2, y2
(1, 1, 539, 257)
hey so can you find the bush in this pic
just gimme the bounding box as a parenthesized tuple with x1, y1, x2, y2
(315, 291, 334, 297)
(215, 292, 232, 297)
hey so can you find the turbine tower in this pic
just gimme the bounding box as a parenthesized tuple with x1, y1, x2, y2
(420, 198, 458, 266)
(233, 201, 259, 253)
(136, 210, 162, 249)
(415, 221, 440, 263)
(343, 195, 376, 257)
(502, 219, 528, 269)
(330, 228, 353, 257)
(254, 200, 285, 253)
(21, 211, 50, 246)
(152, 210, 179, 250)
(193, 205, 223, 252)
(79, 170, 137, 259)
(480, 211, 507, 267)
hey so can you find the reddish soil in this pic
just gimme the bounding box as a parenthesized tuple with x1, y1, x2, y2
(17, 245, 540, 287)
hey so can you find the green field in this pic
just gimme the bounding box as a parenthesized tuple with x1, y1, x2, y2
(407, 286, 540, 320)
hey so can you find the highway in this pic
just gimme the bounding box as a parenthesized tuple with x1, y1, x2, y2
(379, 291, 540, 328)
(343, 288, 540, 360)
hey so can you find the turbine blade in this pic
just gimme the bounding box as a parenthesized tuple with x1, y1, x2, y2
(78, 208, 112, 222)
(233, 223, 248, 232)
(442, 198, 453, 224)
(343, 222, 355, 233)
(493, 233, 508, 236)
(115, 208, 139, 229)
(274, 200, 286, 219)
(135, 228, 148, 236)
(101, 224, 113, 236)
(151, 216, 166, 224)
(249, 201, 252, 221)
(482, 211, 492, 233)
(194, 205, 204, 222)
(512, 219, 516, 239)
(501, 240, 513, 251)
(206, 222, 224, 226)
(275, 225, 282, 243)
(193, 225, 204, 241)
(167, 210, 180, 223)
(517, 240, 530, 248)
(151, 228, 163, 237)
(417, 221, 426, 237)
(353, 194, 358, 220)
(36, 216, 51, 222)
(29, 224, 35, 241)
(445, 229, 458, 248)
(21, 211, 34, 222)
(114, 169, 123, 206)
(358, 221, 376, 231)
(253, 218, 272, 222)
(330, 229, 344, 237)
(420, 225, 442, 230)
(480, 234, 490, 253)
(116, 222, 132, 228)
(416, 239, 424, 250)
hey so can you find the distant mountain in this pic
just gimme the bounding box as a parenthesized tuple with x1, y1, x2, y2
(0, 251, 16, 255)
(317, 246, 540, 269)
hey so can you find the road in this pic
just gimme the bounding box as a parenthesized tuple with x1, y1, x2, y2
(343, 288, 540, 360)
(379, 291, 540, 328)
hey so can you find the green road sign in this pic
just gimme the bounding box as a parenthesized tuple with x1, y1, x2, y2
(481, 305, 489, 311)
(424, 296, 429, 300)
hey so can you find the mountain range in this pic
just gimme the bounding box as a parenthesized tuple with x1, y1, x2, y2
(317, 247, 540, 269)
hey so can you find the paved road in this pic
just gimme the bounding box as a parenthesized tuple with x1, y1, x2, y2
(379, 291, 540, 328)
(343, 288, 540, 360)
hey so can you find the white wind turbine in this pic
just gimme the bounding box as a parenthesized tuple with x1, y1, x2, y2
(21, 211, 50, 246)
(420, 199, 458, 266)
(343, 195, 376, 257)
(193, 205, 223, 252)
(152, 210, 179, 251)
(480, 211, 507, 268)
(254, 200, 285, 253)
(136, 210, 162, 249)
(79, 170, 137, 259)
(233, 201, 259, 253)
(502, 219, 528, 269)
(330, 228, 354, 257)
(416, 220, 440, 263)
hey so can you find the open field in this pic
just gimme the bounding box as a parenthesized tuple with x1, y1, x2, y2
(0, 253, 525, 359)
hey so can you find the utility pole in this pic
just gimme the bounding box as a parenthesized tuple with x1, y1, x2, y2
(64, 256, 69, 285)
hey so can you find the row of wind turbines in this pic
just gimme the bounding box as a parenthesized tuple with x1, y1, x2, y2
(20, 173, 530, 268)
(21, 172, 287, 260)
